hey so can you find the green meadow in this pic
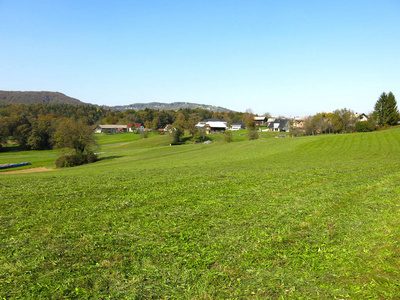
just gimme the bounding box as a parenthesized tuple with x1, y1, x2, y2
(1, 129, 400, 299)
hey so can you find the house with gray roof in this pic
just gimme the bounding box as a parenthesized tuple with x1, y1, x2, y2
(195, 119, 228, 134)
(267, 119, 290, 132)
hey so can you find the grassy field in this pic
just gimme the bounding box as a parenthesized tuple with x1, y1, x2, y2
(1, 129, 400, 298)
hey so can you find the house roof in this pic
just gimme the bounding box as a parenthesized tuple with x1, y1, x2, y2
(97, 125, 128, 129)
(254, 116, 267, 121)
(204, 121, 228, 129)
(355, 113, 369, 119)
(232, 122, 245, 126)
(268, 119, 288, 128)
(196, 119, 227, 128)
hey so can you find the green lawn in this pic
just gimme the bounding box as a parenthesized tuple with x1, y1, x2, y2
(1, 129, 400, 298)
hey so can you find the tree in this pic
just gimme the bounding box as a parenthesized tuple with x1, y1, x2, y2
(262, 112, 272, 119)
(374, 92, 400, 126)
(168, 126, 184, 144)
(0, 116, 9, 150)
(173, 112, 187, 131)
(53, 120, 98, 167)
(303, 113, 331, 135)
(13, 123, 31, 149)
(26, 118, 56, 150)
(331, 108, 355, 133)
(187, 114, 200, 136)
(243, 109, 255, 129)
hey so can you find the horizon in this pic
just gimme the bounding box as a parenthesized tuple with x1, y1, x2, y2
(0, 1, 399, 116)
(0, 89, 379, 117)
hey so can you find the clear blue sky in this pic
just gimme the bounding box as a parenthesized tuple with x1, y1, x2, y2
(1, 0, 399, 116)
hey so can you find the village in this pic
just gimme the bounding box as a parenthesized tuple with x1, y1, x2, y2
(94, 113, 370, 135)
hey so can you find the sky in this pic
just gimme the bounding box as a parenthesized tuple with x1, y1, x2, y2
(0, 0, 399, 117)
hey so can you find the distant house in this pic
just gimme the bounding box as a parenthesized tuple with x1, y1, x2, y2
(254, 116, 267, 126)
(267, 118, 275, 123)
(292, 118, 305, 128)
(94, 125, 128, 134)
(355, 113, 369, 122)
(267, 119, 290, 132)
(230, 122, 246, 131)
(195, 118, 228, 134)
(133, 123, 145, 132)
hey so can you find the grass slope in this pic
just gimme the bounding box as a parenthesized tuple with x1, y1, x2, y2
(1, 130, 400, 298)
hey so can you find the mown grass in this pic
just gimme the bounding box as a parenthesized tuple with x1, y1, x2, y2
(1, 129, 400, 298)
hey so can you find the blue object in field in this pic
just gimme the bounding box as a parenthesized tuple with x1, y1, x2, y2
(0, 162, 31, 170)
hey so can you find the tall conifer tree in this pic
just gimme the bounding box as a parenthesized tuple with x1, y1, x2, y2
(374, 92, 399, 126)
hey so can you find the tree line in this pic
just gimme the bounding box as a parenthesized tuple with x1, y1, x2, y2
(0, 103, 248, 151)
(298, 92, 399, 136)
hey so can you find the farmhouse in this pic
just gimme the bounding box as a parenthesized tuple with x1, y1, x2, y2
(254, 116, 267, 126)
(292, 118, 305, 128)
(195, 118, 228, 134)
(132, 123, 145, 132)
(230, 122, 246, 131)
(267, 119, 290, 132)
(355, 113, 369, 122)
(94, 125, 128, 133)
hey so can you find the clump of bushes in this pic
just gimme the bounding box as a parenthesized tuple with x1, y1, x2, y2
(355, 121, 376, 132)
(139, 129, 149, 139)
(191, 128, 209, 143)
(223, 130, 234, 142)
(55, 151, 98, 168)
(247, 129, 259, 140)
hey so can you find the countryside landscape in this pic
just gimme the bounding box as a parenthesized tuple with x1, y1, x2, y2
(1, 0, 399, 298)
(1, 90, 400, 298)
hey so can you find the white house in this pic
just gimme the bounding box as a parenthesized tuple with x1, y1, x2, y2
(267, 119, 290, 132)
(195, 118, 228, 133)
(230, 122, 246, 131)
(94, 125, 128, 133)
(355, 113, 369, 122)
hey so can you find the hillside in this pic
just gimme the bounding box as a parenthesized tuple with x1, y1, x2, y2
(0, 91, 87, 105)
(1, 129, 400, 298)
(108, 101, 232, 112)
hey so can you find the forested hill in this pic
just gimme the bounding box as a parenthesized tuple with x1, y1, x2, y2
(0, 91, 87, 105)
(108, 102, 231, 112)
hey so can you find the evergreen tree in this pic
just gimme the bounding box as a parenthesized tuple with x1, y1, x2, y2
(374, 92, 399, 126)
(386, 92, 399, 126)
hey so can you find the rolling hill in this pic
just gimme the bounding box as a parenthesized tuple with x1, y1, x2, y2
(0, 91, 232, 112)
(0, 91, 87, 105)
(108, 101, 232, 112)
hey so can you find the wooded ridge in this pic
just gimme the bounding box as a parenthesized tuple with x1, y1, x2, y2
(0, 91, 86, 105)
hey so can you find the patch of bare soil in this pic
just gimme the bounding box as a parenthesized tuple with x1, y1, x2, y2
(0, 167, 55, 174)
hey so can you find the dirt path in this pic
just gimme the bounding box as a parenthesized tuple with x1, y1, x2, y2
(0, 167, 55, 174)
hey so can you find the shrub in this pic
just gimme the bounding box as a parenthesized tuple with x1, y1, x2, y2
(191, 128, 209, 143)
(55, 151, 98, 168)
(247, 129, 259, 140)
(355, 121, 375, 132)
(223, 130, 234, 143)
(139, 129, 149, 139)
(85, 151, 99, 163)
